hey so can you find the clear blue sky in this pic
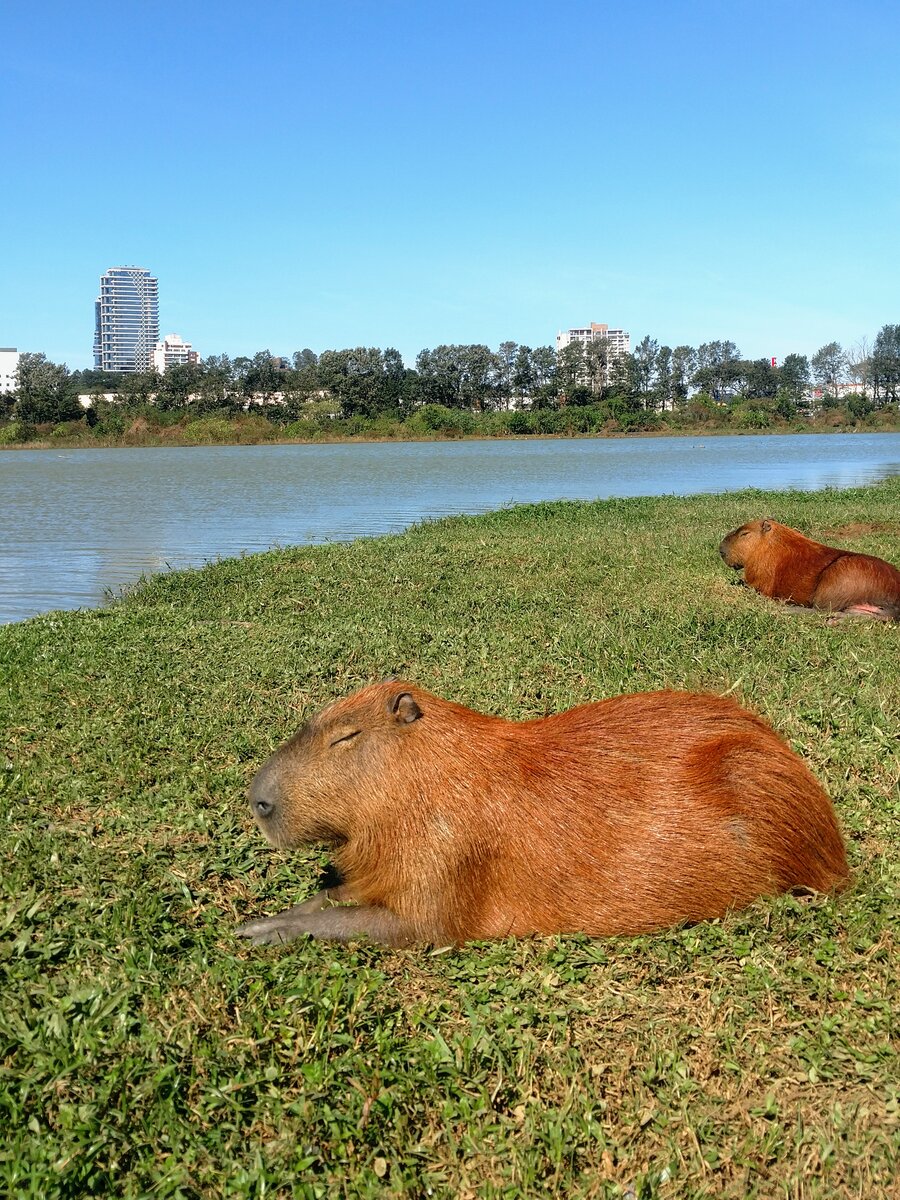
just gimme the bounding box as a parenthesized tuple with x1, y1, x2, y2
(3, 0, 899, 370)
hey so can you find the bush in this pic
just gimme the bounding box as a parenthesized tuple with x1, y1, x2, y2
(730, 404, 773, 430)
(92, 412, 128, 438)
(0, 421, 26, 445)
(532, 409, 567, 435)
(846, 393, 875, 420)
(406, 405, 476, 437)
(183, 418, 236, 444)
(51, 419, 88, 439)
(283, 419, 322, 440)
(504, 411, 536, 435)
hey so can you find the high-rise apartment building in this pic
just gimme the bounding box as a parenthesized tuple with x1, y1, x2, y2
(93, 267, 160, 372)
(556, 322, 630, 357)
(151, 333, 199, 374)
(0, 347, 19, 394)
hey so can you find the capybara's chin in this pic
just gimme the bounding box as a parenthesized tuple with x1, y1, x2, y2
(237, 680, 849, 948)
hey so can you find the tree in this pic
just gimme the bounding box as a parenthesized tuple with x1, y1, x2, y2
(654, 345, 673, 410)
(493, 341, 518, 410)
(871, 325, 900, 404)
(556, 341, 585, 405)
(459, 345, 496, 412)
(381, 347, 407, 413)
(632, 336, 659, 409)
(116, 369, 159, 406)
(693, 341, 742, 401)
(197, 354, 236, 412)
(416, 346, 464, 408)
(292, 348, 318, 372)
(157, 360, 203, 410)
(317, 348, 389, 417)
(845, 337, 872, 398)
(670, 346, 696, 408)
(512, 345, 535, 409)
(810, 342, 846, 400)
(779, 353, 810, 408)
(244, 350, 283, 408)
(584, 336, 612, 397)
(15, 353, 81, 424)
(738, 358, 778, 400)
(529, 346, 558, 409)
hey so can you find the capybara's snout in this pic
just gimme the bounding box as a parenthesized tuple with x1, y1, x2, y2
(718, 531, 741, 566)
(249, 757, 283, 840)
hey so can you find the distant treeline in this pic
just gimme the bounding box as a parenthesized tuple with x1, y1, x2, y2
(3, 326, 900, 436)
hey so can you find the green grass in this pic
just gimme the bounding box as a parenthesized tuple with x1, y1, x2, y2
(2, 480, 898, 1199)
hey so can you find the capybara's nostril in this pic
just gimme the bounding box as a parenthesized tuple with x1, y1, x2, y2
(249, 770, 277, 821)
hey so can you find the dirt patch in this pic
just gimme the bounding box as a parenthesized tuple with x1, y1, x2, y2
(821, 522, 899, 540)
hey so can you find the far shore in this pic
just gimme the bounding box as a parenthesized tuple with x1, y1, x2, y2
(4, 418, 900, 452)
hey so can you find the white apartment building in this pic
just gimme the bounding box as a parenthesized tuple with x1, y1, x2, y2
(556, 322, 631, 356)
(0, 347, 20, 394)
(151, 333, 199, 374)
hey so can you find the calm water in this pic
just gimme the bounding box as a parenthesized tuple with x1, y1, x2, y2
(2, 432, 899, 625)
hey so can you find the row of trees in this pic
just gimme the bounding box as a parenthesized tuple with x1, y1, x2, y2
(5, 325, 900, 427)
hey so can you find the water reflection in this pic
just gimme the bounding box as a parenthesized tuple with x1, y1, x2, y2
(2, 433, 898, 624)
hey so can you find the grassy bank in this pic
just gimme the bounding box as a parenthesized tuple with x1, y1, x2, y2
(1, 481, 898, 1198)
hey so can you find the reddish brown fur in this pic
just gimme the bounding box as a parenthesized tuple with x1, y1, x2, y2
(237, 681, 849, 947)
(719, 518, 900, 620)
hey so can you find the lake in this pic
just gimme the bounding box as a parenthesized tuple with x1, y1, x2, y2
(2, 432, 899, 625)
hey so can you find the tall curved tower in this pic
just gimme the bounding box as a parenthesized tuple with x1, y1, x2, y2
(93, 267, 160, 372)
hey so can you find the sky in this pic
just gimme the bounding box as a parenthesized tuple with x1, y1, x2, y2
(3, 0, 900, 370)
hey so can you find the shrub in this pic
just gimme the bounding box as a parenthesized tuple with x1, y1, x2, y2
(611, 409, 663, 434)
(0, 421, 26, 445)
(92, 412, 128, 438)
(504, 411, 536, 435)
(846, 393, 875, 420)
(51, 419, 88, 439)
(533, 409, 567, 435)
(730, 404, 773, 430)
(183, 418, 235, 444)
(283, 419, 322, 440)
(406, 405, 476, 437)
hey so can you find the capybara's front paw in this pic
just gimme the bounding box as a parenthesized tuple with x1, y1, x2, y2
(235, 915, 308, 945)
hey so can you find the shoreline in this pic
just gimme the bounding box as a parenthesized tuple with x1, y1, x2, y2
(3, 420, 900, 452)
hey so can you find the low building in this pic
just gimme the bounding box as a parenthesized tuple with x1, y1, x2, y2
(151, 334, 199, 374)
(0, 347, 20, 394)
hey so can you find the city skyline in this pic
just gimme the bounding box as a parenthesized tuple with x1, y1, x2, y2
(3, 2, 900, 372)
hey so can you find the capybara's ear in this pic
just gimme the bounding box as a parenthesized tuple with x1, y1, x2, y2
(761, 519, 773, 533)
(390, 692, 423, 725)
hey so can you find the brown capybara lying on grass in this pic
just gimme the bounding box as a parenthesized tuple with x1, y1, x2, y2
(719, 518, 900, 621)
(236, 681, 849, 948)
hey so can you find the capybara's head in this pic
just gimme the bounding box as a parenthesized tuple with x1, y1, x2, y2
(719, 518, 777, 567)
(248, 681, 424, 849)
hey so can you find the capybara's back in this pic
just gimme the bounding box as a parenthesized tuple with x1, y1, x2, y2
(461, 691, 849, 938)
(238, 683, 850, 947)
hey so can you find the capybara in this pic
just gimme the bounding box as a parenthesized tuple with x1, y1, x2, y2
(719, 518, 900, 620)
(236, 681, 848, 947)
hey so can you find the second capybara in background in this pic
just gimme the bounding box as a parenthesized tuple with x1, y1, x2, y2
(719, 518, 900, 620)
(236, 681, 849, 948)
